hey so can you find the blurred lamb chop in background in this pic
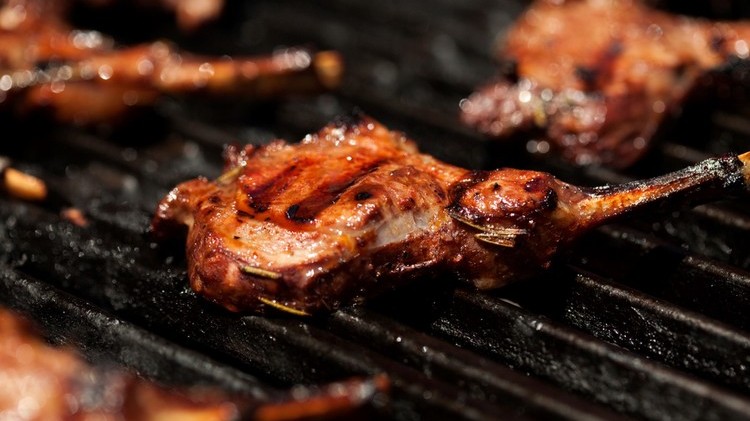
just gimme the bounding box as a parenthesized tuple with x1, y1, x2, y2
(460, 0, 750, 169)
(0, 0, 343, 126)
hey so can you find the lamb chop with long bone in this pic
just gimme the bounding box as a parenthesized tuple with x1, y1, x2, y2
(152, 116, 750, 315)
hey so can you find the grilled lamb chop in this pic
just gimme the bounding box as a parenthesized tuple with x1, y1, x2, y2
(0, 0, 342, 125)
(151, 116, 750, 315)
(460, 0, 750, 168)
(0, 307, 388, 420)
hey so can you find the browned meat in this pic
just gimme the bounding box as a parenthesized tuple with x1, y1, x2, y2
(0, 307, 388, 420)
(460, 0, 750, 168)
(151, 115, 750, 315)
(0, 0, 343, 125)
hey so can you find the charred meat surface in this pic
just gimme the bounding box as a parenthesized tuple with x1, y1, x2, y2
(151, 116, 750, 314)
(460, 0, 750, 168)
(0, 306, 388, 420)
(0, 0, 343, 125)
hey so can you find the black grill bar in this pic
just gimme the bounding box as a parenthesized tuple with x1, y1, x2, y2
(431, 289, 750, 421)
(325, 307, 628, 421)
(573, 225, 750, 329)
(556, 270, 750, 395)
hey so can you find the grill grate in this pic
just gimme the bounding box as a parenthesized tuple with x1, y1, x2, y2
(2, 0, 750, 420)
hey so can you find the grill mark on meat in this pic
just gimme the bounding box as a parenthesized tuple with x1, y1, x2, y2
(283, 160, 385, 224)
(285, 204, 308, 223)
(239, 161, 310, 215)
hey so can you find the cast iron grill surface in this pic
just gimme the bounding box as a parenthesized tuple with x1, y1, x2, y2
(2, 0, 750, 420)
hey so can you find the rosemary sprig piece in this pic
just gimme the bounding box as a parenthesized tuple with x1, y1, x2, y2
(448, 209, 527, 248)
(240, 265, 282, 280)
(258, 297, 310, 317)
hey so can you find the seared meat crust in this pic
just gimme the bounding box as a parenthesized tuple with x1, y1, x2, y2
(460, 0, 750, 168)
(152, 116, 750, 314)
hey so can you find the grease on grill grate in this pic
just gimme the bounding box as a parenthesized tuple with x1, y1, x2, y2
(2, 1, 750, 420)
